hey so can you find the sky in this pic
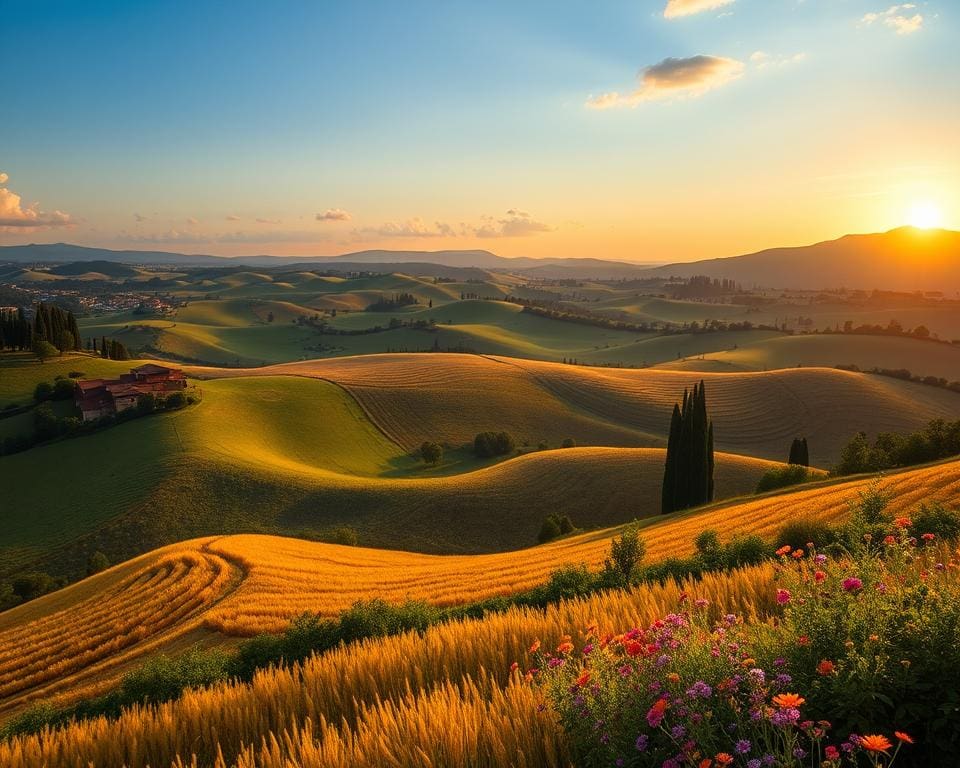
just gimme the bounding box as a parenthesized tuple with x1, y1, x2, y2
(1, 0, 958, 262)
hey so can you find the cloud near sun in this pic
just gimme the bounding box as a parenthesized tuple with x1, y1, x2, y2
(0, 173, 75, 231)
(587, 55, 745, 109)
(663, 0, 735, 19)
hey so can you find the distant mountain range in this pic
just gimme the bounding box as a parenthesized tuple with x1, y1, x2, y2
(642, 227, 960, 292)
(2, 227, 959, 289)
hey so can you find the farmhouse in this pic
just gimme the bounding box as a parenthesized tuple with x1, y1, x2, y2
(75, 363, 188, 421)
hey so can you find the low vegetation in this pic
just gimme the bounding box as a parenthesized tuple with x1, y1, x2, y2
(834, 417, 960, 476)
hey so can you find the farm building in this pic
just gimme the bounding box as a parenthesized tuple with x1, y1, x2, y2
(75, 363, 188, 421)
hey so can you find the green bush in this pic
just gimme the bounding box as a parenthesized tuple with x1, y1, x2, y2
(337, 599, 439, 644)
(560, 437, 576, 448)
(33, 382, 53, 402)
(537, 516, 561, 543)
(324, 525, 359, 546)
(52, 378, 76, 400)
(908, 502, 960, 541)
(473, 431, 515, 458)
(535, 564, 596, 604)
(419, 441, 443, 465)
(776, 517, 839, 551)
(117, 647, 230, 706)
(755, 463, 811, 493)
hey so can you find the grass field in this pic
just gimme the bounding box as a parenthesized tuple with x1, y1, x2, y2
(0, 456, 958, 739)
(196, 353, 960, 465)
(655, 332, 960, 381)
(0, 357, 783, 577)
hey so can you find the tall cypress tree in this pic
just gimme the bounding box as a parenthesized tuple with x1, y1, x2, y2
(661, 381, 715, 514)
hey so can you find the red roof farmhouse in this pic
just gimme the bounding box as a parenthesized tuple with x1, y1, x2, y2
(75, 364, 188, 421)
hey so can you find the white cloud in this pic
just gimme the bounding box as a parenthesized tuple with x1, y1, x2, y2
(861, 5, 923, 34)
(587, 55, 744, 109)
(663, 0, 735, 19)
(0, 174, 76, 231)
(356, 218, 454, 238)
(255, 217, 281, 224)
(468, 210, 554, 238)
(317, 208, 351, 221)
(225, 214, 242, 221)
(186, 217, 199, 226)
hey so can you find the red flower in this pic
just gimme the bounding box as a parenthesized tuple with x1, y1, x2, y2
(922, 533, 936, 541)
(894, 731, 914, 744)
(575, 669, 591, 687)
(825, 745, 840, 760)
(625, 640, 644, 657)
(814, 570, 826, 583)
(776, 545, 792, 556)
(646, 697, 669, 727)
(776, 588, 792, 605)
(715, 754, 734, 766)
(817, 659, 835, 676)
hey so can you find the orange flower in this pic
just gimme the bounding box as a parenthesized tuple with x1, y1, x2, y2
(860, 735, 893, 753)
(528, 639, 541, 653)
(894, 517, 912, 529)
(817, 659, 835, 676)
(576, 669, 591, 687)
(792, 548, 805, 559)
(557, 641, 574, 654)
(699, 760, 712, 768)
(667, 672, 681, 684)
(715, 753, 734, 766)
(776, 545, 792, 556)
(797, 635, 810, 646)
(894, 731, 914, 744)
(772, 693, 805, 708)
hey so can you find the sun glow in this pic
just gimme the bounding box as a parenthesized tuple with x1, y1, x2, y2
(908, 201, 943, 230)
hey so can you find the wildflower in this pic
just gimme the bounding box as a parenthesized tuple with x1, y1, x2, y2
(895, 517, 911, 529)
(817, 659, 835, 676)
(509, 661, 519, 672)
(625, 640, 644, 657)
(529, 639, 541, 653)
(582, 643, 594, 655)
(771, 708, 801, 727)
(824, 746, 840, 760)
(747, 761, 762, 768)
(715, 754, 734, 766)
(772, 693, 805, 708)
(735, 739, 751, 754)
(797, 635, 810, 646)
(776, 544, 792, 556)
(922, 533, 936, 541)
(842, 577, 863, 592)
(776, 588, 791, 605)
(699, 760, 712, 768)
(667, 672, 681, 684)
(792, 549, 804, 559)
(883, 535, 897, 545)
(814, 553, 827, 564)
(687, 680, 713, 699)
(575, 669, 591, 687)
(646, 697, 669, 727)
(814, 570, 826, 583)
(635, 734, 649, 752)
(694, 598, 709, 608)
(869, 634, 879, 642)
(557, 640, 574, 654)
(894, 731, 914, 744)
(860, 735, 893, 753)
(670, 724, 686, 739)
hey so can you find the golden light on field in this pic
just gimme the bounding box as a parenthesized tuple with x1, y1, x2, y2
(908, 200, 943, 230)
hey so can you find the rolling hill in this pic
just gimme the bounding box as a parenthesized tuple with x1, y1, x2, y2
(1, 457, 958, 728)
(644, 227, 960, 292)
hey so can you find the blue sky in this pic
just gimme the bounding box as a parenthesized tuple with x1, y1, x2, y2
(1, 0, 957, 260)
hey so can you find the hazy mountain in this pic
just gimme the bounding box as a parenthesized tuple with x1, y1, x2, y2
(48, 260, 141, 277)
(642, 228, 960, 292)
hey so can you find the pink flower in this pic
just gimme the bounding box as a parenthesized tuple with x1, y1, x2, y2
(776, 589, 792, 605)
(647, 697, 668, 727)
(922, 533, 936, 541)
(842, 577, 863, 592)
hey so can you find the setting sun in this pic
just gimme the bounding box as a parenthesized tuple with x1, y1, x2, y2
(909, 201, 943, 230)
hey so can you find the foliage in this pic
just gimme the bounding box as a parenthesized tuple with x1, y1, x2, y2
(756, 464, 812, 494)
(601, 522, 647, 587)
(788, 436, 810, 466)
(538, 513, 575, 543)
(86, 551, 110, 576)
(662, 381, 714, 514)
(473, 430, 515, 458)
(834, 419, 960, 476)
(419, 440, 443, 465)
(323, 525, 360, 546)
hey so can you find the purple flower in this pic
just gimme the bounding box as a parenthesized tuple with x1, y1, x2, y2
(635, 734, 649, 752)
(670, 724, 686, 739)
(547, 657, 564, 668)
(694, 598, 709, 608)
(686, 680, 713, 698)
(582, 643, 594, 655)
(775, 673, 793, 686)
(762, 756, 776, 766)
(794, 747, 808, 758)
(814, 554, 827, 564)
(736, 739, 752, 754)
(747, 761, 762, 768)
(771, 707, 801, 727)
(656, 654, 672, 667)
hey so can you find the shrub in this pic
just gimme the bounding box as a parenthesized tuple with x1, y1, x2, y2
(137, 393, 157, 414)
(535, 564, 596, 604)
(560, 437, 576, 448)
(473, 430, 515, 458)
(538, 516, 561, 543)
(118, 648, 231, 706)
(908, 502, 960, 542)
(33, 382, 53, 402)
(600, 523, 646, 587)
(324, 525, 359, 546)
(52, 378, 76, 400)
(537, 441, 549, 451)
(337, 599, 439, 644)
(165, 392, 187, 409)
(11, 572, 56, 602)
(776, 517, 838, 551)
(419, 441, 443, 465)
(86, 551, 110, 576)
(756, 463, 812, 493)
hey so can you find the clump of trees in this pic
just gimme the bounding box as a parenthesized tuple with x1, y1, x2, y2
(473, 431, 515, 458)
(756, 464, 812, 494)
(419, 441, 443, 465)
(788, 437, 809, 466)
(366, 293, 418, 311)
(537, 513, 575, 543)
(834, 418, 960, 476)
(92, 336, 130, 360)
(661, 381, 714, 514)
(0, 308, 32, 350)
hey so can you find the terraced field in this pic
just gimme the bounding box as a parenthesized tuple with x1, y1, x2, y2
(1, 457, 958, 729)
(198, 353, 960, 465)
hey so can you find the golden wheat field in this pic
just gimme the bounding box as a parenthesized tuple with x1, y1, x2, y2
(3, 458, 960, 724)
(190, 353, 960, 465)
(0, 564, 780, 768)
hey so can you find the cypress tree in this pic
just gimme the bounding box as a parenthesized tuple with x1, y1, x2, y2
(661, 403, 682, 514)
(661, 381, 714, 514)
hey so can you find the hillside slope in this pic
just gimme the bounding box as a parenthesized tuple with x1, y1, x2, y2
(1, 458, 958, 720)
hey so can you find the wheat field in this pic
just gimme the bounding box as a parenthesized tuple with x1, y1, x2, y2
(2, 458, 959, 722)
